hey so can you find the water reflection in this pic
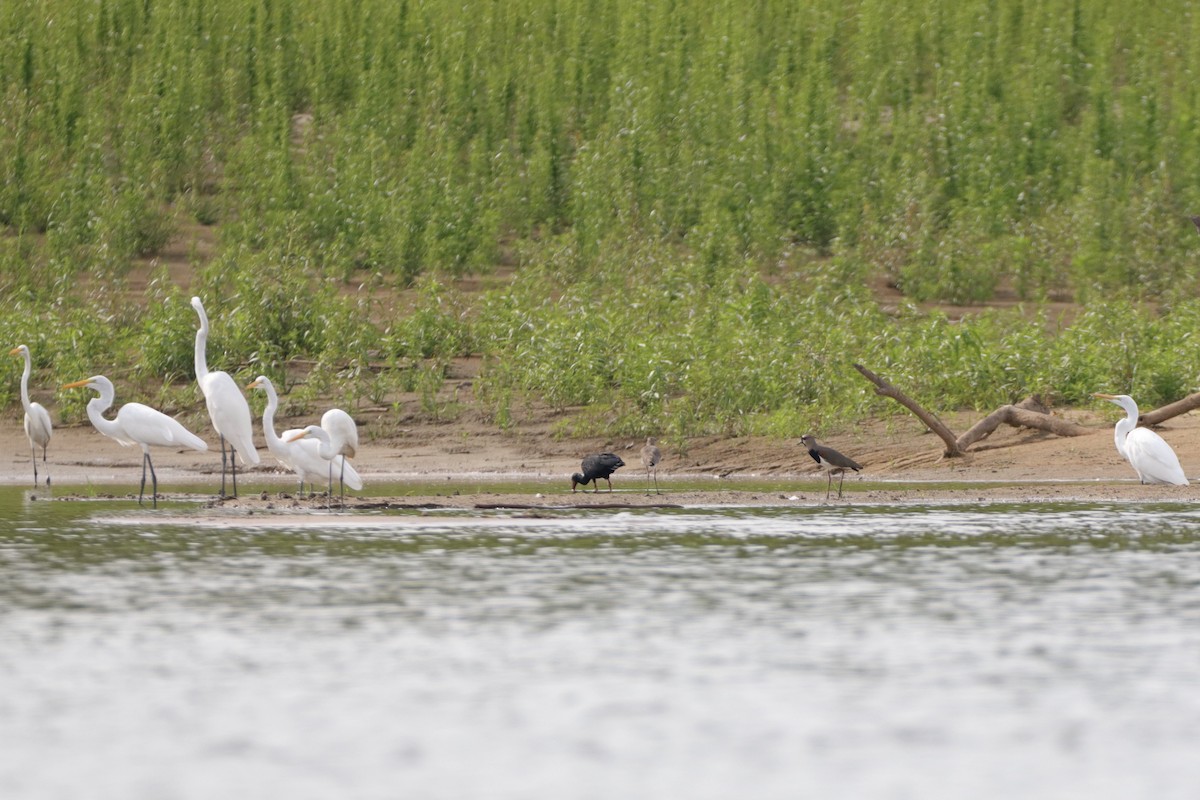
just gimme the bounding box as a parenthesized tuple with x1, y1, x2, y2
(2, 488, 1200, 798)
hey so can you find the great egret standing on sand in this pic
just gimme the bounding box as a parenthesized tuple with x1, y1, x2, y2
(246, 375, 303, 488)
(287, 425, 363, 503)
(800, 434, 863, 500)
(10, 345, 52, 486)
(320, 408, 359, 500)
(1093, 393, 1188, 485)
(62, 375, 207, 508)
(192, 296, 259, 497)
(248, 376, 359, 497)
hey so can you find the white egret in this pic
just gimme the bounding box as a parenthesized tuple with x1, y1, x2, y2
(192, 296, 259, 497)
(246, 375, 324, 495)
(287, 425, 363, 503)
(246, 375, 298, 473)
(62, 375, 207, 508)
(320, 408, 359, 500)
(640, 436, 662, 495)
(1094, 393, 1188, 485)
(10, 345, 53, 486)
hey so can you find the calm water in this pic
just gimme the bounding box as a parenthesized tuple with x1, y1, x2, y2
(2, 486, 1200, 799)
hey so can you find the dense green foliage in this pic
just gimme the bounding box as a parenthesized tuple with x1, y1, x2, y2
(471, 238, 1200, 437)
(4, 0, 1200, 434)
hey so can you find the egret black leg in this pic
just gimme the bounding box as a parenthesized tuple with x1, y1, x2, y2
(138, 452, 148, 506)
(31, 444, 37, 487)
(219, 435, 228, 497)
(43, 444, 50, 486)
(327, 461, 334, 507)
(149, 453, 159, 509)
(230, 441, 239, 498)
(137, 452, 159, 508)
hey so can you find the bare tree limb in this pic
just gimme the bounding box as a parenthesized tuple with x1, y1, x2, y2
(1140, 391, 1200, 426)
(854, 365, 1093, 457)
(1014, 395, 1049, 414)
(956, 404, 1091, 450)
(853, 363, 964, 457)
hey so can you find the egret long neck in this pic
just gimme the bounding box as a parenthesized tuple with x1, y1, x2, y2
(194, 310, 210, 382)
(308, 428, 335, 459)
(260, 383, 283, 449)
(85, 390, 122, 441)
(18, 350, 32, 410)
(1113, 417, 1135, 459)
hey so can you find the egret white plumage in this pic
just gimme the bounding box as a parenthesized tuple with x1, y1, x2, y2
(246, 375, 306, 490)
(10, 345, 52, 486)
(287, 425, 363, 502)
(192, 296, 259, 497)
(640, 437, 662, 494)
(320, 408, 359, 500)
(1093, 393, 1188, 485)
(800, 434, 863, 499)
(62, 375, 207, 508)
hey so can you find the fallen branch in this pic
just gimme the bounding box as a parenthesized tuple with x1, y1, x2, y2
(1140, 391, 1200, 426)
(853, 363, 1092, 457)
(956, 401, 1091, 450)
(853, 363, 964, 456)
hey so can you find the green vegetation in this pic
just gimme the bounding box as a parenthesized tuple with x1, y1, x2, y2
(4, 0, 1200, 435)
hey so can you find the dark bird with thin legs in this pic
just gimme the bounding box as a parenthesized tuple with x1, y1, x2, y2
(640, 437, 663, 494)
(571, 453, 625, 493)
(800, 434, 862, 500)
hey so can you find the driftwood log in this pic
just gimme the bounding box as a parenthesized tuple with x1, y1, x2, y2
(1139, 391, 1200, 426)
(853, 363, 1092, 457)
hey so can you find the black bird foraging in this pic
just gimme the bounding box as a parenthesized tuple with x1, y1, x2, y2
(800, 434, 863, 500)
(571, 453, 625, 493)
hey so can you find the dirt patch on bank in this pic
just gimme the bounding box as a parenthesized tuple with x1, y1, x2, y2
(7, 384, 1200, 507)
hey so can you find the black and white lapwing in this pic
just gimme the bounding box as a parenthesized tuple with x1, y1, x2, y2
(800, 434, 863, 500)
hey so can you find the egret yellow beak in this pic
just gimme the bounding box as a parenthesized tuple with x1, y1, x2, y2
(286, 430, 310, 443)
(61, 379, 91, 390)
(246, 378, 261, 390)
(1092, 393, 1117, 401)
(8, 347, 20, 356)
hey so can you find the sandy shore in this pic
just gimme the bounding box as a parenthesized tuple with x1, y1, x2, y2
(6, 405, 1200, 508)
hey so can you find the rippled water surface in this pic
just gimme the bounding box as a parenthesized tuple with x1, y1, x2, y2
(3, 486, 1200, 799)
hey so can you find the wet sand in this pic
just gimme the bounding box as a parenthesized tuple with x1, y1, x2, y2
(7, 411, 1200, 509)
